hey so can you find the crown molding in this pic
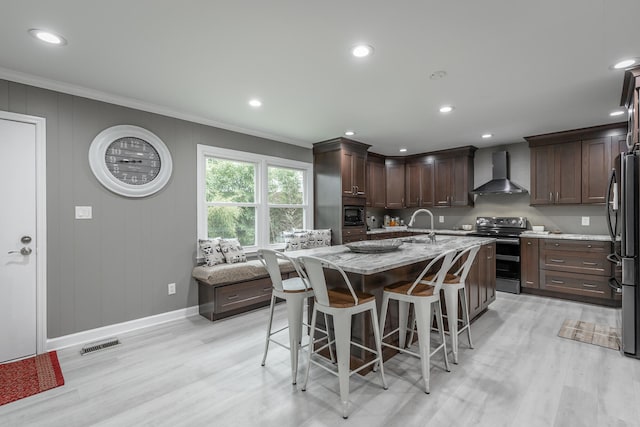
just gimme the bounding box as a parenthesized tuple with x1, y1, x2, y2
(0, 66, 311, 149)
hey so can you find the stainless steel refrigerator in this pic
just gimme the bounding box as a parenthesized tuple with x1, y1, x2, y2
(618, 151, 640, 358)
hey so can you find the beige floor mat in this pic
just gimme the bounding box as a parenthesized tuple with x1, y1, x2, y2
(558, 319, 620, 351)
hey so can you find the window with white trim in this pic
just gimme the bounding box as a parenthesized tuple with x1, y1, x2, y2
(197, 145, 313, 251)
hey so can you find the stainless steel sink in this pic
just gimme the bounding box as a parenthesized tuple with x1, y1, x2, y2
(402, 238, 433, 244)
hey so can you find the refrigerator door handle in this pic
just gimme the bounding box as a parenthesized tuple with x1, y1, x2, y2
(606, 168, 617, 241)
(608, 277, 622, 291)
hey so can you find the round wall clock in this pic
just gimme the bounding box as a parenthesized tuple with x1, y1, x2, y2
(89, 125, 173, 197)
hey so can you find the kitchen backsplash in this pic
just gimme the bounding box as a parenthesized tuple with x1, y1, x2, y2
(374, 194, 608, 235)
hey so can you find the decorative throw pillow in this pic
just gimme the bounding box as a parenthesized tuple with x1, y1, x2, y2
(283, 231, 309, 252)
(220, 238, 248, 264)
(199, 238, 226, 266)
(305, 229, 332, 248)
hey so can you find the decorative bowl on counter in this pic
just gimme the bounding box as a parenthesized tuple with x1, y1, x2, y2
(345, 239, 403, 254)
(461, 224, 473, 231)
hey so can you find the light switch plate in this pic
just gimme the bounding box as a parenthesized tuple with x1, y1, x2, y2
(75, 206, 93, 219)
(439, 216, 445, 223)
(581, 216, 590, 226)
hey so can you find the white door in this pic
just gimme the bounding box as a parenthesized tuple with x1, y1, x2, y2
(0, 118, 37, 363)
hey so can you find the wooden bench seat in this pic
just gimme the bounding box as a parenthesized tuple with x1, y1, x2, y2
(192, 259, 297, 321)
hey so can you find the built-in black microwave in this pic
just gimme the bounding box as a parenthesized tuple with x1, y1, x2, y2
(344, 205, 365, 226)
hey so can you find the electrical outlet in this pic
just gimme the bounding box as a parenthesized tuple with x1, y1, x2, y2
(581, 216, 590, 226)
(439, 216, 445, 223)
(168, 283, 176, 295)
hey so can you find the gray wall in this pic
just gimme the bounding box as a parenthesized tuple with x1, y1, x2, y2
(0, 79, 311, 339)
(383, 142, 609, 234)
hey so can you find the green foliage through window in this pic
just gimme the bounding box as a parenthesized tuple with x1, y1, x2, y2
(202, 149, 310, 248)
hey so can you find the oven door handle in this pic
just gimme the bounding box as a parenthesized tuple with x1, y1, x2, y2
(496, 238, 520, 244)
(495, 254, 520, 262)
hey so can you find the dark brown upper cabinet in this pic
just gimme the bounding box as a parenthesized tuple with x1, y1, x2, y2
(366, 153, 386, 208)
(341, 143, 368, 197)
(405, 157, 434, 208)
(432, 147, 476, 207)
(385, 157, 406, 209)
(526, 123, 626, 205)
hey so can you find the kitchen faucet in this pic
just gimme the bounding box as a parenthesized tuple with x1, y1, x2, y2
(407, 208, 436, 243)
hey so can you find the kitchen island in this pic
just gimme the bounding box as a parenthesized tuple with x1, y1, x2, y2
(287, 234, 496, 369)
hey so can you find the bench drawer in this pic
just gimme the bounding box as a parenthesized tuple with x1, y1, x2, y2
(215, 277, 273, 313)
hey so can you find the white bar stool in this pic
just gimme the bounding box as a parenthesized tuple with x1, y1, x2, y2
(258, 249, 333, 385)
(298, 255, 388, 419)
(439, 244, 481, 364)
(378, 249, 457, 394)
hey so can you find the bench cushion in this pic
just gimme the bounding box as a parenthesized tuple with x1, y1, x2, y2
(193, 258, 296, 286)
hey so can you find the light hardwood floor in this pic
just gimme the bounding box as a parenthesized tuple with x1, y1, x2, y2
(1, 292, 639, 427)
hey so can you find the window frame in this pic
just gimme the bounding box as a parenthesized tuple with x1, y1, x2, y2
(197, 144, 313, 253)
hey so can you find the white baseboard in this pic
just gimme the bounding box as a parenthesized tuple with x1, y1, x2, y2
(46, 306, 199, 352)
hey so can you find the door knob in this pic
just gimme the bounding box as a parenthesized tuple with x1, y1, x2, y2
(8, 247, 32, 255)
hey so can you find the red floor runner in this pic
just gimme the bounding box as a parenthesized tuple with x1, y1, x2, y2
(0, 351, 65, 406)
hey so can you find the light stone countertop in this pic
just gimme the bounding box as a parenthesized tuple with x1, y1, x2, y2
(519, 232, 612, 242)
(286, 234, 495, 275)
(367, 228, 474, 236)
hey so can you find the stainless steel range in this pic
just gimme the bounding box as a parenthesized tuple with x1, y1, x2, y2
(470, 216, 528, 294)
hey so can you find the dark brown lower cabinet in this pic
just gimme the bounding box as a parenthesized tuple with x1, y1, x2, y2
(520, 237, 620, 306)
(521, 237, 539, 289)
(466, 242, 496, 319)
(342, 226, 367, 243)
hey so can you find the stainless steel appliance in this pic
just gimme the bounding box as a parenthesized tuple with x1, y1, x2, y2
(617, 150, 640, 358)
(343, 205, 364, 226)
(470, 216, 528, 294)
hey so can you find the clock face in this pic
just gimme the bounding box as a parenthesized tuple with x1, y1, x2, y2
(105, 137, 161, 185)
(89, 125, 173, 198)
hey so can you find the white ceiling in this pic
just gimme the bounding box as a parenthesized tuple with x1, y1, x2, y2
(1, 0, 639, 156)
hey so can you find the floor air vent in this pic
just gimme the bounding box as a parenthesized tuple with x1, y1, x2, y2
(80, 337, 120, 355)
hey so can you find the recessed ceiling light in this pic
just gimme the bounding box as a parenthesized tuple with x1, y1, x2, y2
(344, 130, 356, 136)
(613, 59, 637, 69)
(399, 148, 407, 152)
(481, 133, 493, 139)
(429, 70, 447, 80)
(610, 110, 625, 116)
(28, 29, 66, 45)
(351, 44, 374, 58)
(248, 99, 262, 108)
(439, 105, 454, 113)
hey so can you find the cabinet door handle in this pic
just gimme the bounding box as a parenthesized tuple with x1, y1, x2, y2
(583, 261, 598, 266)
(587, 245, 592, 248)
(556, 192, 559, 202)
(554, 243, 560, 247)
(551, 279, 564, 284)
(549, 192, 553, 202)
(582, 283, 598, 288)
(263, 287, 272, 292)
(527, 242, 532, 246)
(550, 259, 565, 263)
(227, 295, 239, 300)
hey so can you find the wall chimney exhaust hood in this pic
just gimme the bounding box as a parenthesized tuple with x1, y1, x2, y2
(471, 151, 528, 195)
